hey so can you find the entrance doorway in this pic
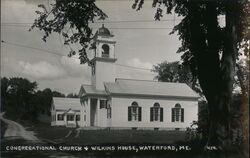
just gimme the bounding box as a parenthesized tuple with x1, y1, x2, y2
(90, 98, 97, 126)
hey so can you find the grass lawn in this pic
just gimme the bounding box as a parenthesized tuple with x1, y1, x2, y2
(3, 122, 243, 158)
(30, 123, 187, 145)
(29, 123, 72, 141)
(69, 129, 186, 145)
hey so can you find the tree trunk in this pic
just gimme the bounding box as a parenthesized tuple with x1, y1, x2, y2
(188, 1, 238, 149)
(204, 0, 239, 149)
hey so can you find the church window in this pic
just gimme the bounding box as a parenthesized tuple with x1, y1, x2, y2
(100, 100, 107, 109)
(102, 44, 110, 58)
(150, 102, 163, 122)
(57, 114, 63, 121)
(76, 115, 80, 121)
(128, 101, 142, 121)
(172, 103, 184, 122)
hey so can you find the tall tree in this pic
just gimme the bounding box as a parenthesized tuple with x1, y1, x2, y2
(133, 0, 249, 149)
(152, 61, 202, 95)
(1, 77, 9, 112)
(153, 60, 248, 144)
(52, 91, 65, 98)
(5, 77, 38, 121)
(36, 88, 53, 115)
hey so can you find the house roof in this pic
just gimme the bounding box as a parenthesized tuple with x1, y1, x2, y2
(53, 97, 81, 110)
(104, 79, 199, 99)
(79, 84, 107, 96)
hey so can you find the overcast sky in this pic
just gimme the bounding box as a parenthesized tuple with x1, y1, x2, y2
(1, 0, 182, 94)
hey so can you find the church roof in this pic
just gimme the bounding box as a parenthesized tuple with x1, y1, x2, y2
(80, 84, 107, 96)
(52, 97, 81, 110)
(104, 79, 199, 99)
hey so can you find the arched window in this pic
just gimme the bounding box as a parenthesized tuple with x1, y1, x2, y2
(102, 44, 110, 57)
(150, 102, 163, 122)
(172, 103, 184, 122)
(128, 101, 141, 121)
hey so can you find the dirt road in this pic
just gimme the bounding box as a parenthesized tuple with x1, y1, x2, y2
(0, 112, 39, 141)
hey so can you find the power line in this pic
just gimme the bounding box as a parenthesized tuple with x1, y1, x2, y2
(116, 63, 153, 71)
(1, 25, 174, 30)
(1, 16, 225, 26)
(0, 0, 160, 1)
(1, 40, 75, 58)
(1, 19, 181, 25)
(1, 40, 154, 72)
(1, 16, 224, 29)
(1, 24, 31, 27)
(1, 21, 176, 30)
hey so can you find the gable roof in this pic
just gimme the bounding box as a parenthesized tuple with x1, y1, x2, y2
(79, 84, 107, 97)
(52, 97, 81, 110)
(104, 79, 199, 99)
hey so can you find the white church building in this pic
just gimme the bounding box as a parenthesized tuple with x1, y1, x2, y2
(51, 25, 199, 130)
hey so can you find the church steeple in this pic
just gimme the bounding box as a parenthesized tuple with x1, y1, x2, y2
(91, 25, 117, 90)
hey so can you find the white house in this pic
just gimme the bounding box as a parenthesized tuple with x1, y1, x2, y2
(51, 25, 199, 130)
(51, 97, 81, 127)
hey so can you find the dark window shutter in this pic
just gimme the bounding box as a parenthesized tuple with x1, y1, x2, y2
(107, 108, 111, 119)
(138, 107, 142, 121)
(105, 100, 108, 109)
(150, 107, 153, 121)
(110, 107, 112, 118)
(181, 108, 184, 122)
(172, 108, 175, 122)
(128, 106, 132, 121)
(107, 108, 109, 118)
(160, 107, 163, 122)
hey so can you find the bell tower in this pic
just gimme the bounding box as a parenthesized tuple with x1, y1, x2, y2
(91, 24, 117, 90)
